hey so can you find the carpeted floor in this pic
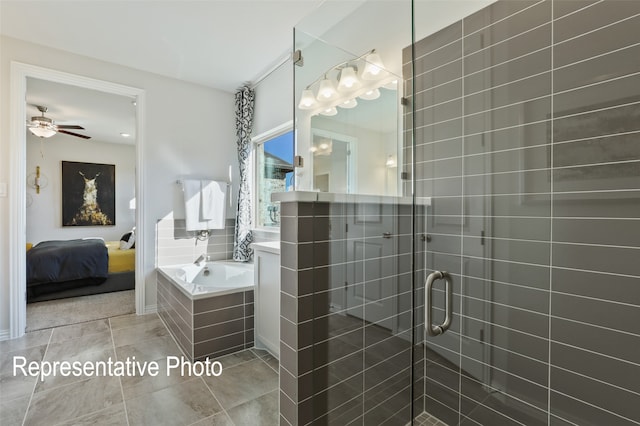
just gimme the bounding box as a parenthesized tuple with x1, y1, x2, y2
(26, 290, 136, 332)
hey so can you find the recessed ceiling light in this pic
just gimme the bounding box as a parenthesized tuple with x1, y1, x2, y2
(120, 133, 131, 137)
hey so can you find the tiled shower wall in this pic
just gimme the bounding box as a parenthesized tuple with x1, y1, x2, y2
(278, 201, 424, 425)
(404, 0, 640, 424)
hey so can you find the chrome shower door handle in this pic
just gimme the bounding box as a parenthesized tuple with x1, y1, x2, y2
(425, 271, 453, 337)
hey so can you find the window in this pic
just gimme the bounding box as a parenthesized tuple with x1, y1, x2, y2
(254, 128, 294, 229)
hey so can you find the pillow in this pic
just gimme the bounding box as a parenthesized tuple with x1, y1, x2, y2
(120, 229, 135, 250)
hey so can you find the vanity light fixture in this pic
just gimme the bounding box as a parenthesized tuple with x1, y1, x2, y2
(120, 132, 131, 138)
(298, 49, 397, 116)
(359, 88, 381, 100)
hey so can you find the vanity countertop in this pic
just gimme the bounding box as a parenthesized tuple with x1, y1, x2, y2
(272, 191, 430, 206)
(251, 241, 280, 255)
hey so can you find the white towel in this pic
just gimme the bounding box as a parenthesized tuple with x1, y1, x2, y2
(183, 179, 227, 231)
(201, 180, 227, 229)
(183, 179, 204, 231)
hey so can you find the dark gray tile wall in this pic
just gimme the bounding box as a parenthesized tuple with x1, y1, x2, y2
(406, 0, 640, 424)
(279, 201, 421, 425)
(158, 272, 254, 361)
(158, 272, 194, 359)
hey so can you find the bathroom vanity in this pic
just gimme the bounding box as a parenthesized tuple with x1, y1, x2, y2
(252, 241, 281, 358)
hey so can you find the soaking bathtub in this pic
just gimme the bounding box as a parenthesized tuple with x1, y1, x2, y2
(158, 260, 254, 299)
(156, 260, 255, 360)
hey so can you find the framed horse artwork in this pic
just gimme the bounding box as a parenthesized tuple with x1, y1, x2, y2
(61, 161, 116, 226)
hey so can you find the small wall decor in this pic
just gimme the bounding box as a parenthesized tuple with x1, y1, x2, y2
(62, 161, 115, 226)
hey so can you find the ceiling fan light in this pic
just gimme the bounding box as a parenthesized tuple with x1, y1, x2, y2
(359, 88, 381, 100)
(361, 51, 388, 80)
(317, 78, 338, 101)
(337, 66, 360, 92)
(298, 89, 318, 110)
(29, 126, 57, 138)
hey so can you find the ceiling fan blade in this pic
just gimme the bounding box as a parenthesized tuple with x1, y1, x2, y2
(56, 124, 85, 130)
(58, 129, 91, 139)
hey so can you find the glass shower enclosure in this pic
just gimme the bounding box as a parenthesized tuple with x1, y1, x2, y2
(281, 0, 640, 425)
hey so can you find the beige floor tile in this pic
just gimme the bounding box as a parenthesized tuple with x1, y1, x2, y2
(34, 348, 116, 394)
(109, 313, 160, 330)
(43, 331, 113, 362)
(55, 402, 128, 426)
(226, 390, 279, 426)
(115, 335, 183, 363)
(214, 348, 257, 368)
(260, 353, 279, 374)
(0, 371, 36, 402)
(50, 319, 111, 343)
(24, 376, 122, 426)
(0, 345, 47, 374)
(126, 378, 222, 426)
(120, 356, 195, 400)
(0, 329, 52, 354)
(0, 395, 30, 426)
(111, 317, 169, 347)
(189, 411, 234, 425)
(203, 358, 278, 410)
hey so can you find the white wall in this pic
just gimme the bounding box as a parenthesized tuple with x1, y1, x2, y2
(253, 61, 292, 138)
(0, 36, 237, 333)
(26, 135, 136, 244)
(250, 59, 294, 243)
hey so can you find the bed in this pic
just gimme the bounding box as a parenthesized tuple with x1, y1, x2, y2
(26, 238, 135, 303)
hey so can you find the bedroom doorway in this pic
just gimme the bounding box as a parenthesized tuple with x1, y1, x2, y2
(9, 63, 146, 338)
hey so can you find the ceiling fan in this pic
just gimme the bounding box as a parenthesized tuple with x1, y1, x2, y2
(27, 105, 91, 139)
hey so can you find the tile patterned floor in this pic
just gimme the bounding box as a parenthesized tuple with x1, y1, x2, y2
(0, 313, 279, 426)
(413, 411, 448, 426)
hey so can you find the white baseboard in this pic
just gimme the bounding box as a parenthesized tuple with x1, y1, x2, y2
(0, 329, 10, 341)
(144, 305, 158, 314)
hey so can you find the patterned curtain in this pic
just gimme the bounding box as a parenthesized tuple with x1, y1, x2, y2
(233, 86, 255, 261)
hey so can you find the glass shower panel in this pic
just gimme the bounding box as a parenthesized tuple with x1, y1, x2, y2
(290, 1, 415, 424)
(293, 0, 412, 197)
(413, 1, 640, 425)
(411, 0, 555, 424)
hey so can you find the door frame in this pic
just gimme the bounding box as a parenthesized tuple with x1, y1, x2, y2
(9, 62, 146, 338)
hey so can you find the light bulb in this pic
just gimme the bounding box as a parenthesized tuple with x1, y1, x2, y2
(386, 155, 396, 167)
(359, 88, 381, 100)
(298, 89, 318, 109)
(362, 51, 388, 80)
(338, 98, 358, 109)
(317, 78, 337, 100)
(383, 79, 398, 90)
(337, 66, 360, 92)
(320, 106, 337, 116)
(319, 143, 329, 150)
(28, 126, 56, 138)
